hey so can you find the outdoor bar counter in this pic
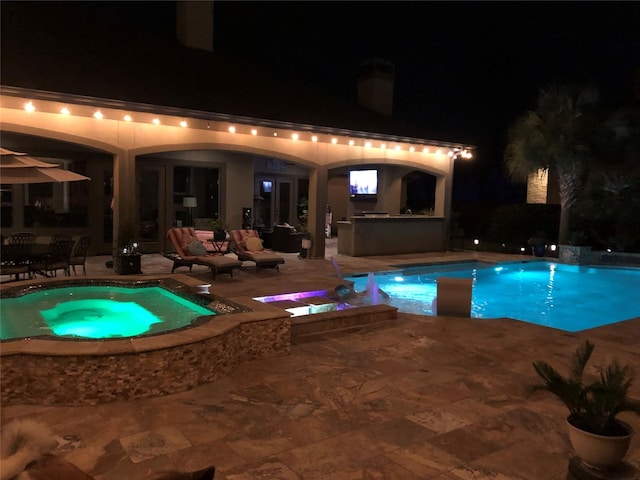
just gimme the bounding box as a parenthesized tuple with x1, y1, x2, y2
(336, 214, 446, 256)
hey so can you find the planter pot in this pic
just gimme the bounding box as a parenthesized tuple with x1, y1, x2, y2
(567, 417, 633, 470)
(213, 230, 227, 241)
(300, 238, 312, 259)
(531, 243, 546, 257)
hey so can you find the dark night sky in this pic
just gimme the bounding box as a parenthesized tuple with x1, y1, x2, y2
(214, 2, 640, 159)
(30, 2, 640, 201)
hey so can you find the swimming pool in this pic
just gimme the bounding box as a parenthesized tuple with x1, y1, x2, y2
(0, 278, 242, 340)
(343, 261, 640, 332)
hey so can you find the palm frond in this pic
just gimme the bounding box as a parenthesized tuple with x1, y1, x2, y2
(569, 340, 594, 382)
(530, 340, 640, 435)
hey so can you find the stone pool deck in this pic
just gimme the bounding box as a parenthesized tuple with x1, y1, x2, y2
(1, 241, 639, 479)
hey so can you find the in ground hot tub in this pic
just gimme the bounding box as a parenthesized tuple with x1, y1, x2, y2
(0, 276, 291, 405)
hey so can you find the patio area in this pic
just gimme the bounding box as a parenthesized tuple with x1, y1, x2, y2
(2, 239, 639, 479)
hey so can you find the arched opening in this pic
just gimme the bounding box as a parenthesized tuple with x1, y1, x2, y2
(402, 170, 437, 215)
(0, 131, 113, 253)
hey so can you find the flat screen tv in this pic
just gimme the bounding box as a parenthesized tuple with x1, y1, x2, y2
(349, 169, 378, 201)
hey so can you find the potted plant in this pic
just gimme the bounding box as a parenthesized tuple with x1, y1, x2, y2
(530, 340, 640, 470)
(527, 231, 549, 257)
(207, 218, 229, 241)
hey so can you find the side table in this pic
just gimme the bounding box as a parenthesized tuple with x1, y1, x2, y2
(114, 254, 142, 275)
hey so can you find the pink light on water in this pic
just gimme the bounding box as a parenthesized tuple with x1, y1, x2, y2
(253, 290, 329, 303)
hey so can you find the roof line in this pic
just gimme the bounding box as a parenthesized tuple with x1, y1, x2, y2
(1, 85, 475, 150)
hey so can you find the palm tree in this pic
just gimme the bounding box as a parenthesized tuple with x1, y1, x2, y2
(575, 103, 640, 250)
(504, 84, 600, 244)
(594, 103, 640, 193)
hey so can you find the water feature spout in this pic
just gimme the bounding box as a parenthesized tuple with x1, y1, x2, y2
(367, 272, 380, 305)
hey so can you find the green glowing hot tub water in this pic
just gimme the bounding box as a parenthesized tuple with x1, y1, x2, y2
(0, 285, 215, 340)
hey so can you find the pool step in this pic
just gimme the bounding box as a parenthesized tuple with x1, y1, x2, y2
(291, 304, 398, 344)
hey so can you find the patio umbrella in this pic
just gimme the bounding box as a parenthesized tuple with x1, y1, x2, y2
(0, 147, 91, 184)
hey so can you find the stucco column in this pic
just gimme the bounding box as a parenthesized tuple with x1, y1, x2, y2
(112, 151, 137, 255)
(435, 156, 455, 251)
(308, 165, 328, 259)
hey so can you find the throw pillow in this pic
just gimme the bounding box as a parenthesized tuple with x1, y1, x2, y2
(187, 240, 207, 256)
(245, 237, 264, 252)
(181, 234, 197, 250)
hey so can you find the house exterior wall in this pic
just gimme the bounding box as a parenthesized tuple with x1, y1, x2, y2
(1, 93, 461, 256)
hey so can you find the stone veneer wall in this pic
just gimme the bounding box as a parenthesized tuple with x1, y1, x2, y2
(1, 317, 290, 406)
(291, 304, 398, 344)
(526, 169, 549, 204)
(558, 245, 593, 265)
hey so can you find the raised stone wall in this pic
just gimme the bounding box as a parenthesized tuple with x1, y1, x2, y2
(558, 245, 593, 265)
(1, 316, 290, 406)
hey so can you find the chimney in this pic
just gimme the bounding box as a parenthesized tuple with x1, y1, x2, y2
(357, 58, 395, 116)
(176, 1, 214, 52)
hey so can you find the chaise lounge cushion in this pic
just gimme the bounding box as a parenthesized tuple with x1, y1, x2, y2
(229, 229, 285, 272)
(166, 227, 242, 278)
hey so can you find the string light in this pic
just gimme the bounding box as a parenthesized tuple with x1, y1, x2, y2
(17, 100, 474, 161)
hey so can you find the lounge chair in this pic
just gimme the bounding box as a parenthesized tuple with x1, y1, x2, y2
(229, 229, 285, 273)
(166, 227, 242, 279)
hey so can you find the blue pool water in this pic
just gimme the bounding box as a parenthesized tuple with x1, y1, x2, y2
(0, 285, 216, 340)
(343, 261, 640, 332)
